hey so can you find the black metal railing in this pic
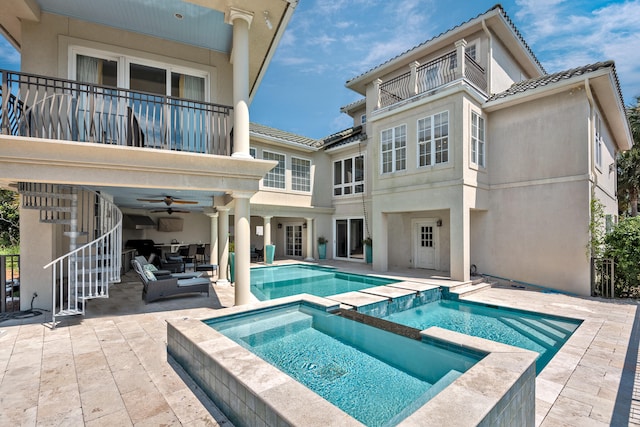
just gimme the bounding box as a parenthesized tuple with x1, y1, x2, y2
(1, 254, 20, 313)
(464, 54, 487, 92)
(0, 69, 232, 155)
(591, 257, 614, 298)
(378, 50, 486, 109)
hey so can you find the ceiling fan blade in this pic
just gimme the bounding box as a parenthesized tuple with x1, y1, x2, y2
(172, 200, 199, 204)
(137, 198, 165, 203)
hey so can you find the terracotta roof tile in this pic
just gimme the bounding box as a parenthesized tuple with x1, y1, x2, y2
(323, 125, 367, 150)
(486, 61, 620, 102)
(250, 122, 322, 148)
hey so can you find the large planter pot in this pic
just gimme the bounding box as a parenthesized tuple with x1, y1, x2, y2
(265, 244, 275, 264)
(229, 252, 235, 283)
(365, 244, 372, 264)
(318, 243, 326, 259)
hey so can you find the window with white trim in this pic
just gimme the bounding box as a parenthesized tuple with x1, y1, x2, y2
(381, 124, 406, 173)
(361, 114, 367, 125)
(263, 151, 285, 189)
(291, 157, 311, 192)
(595, 113, 603, 169)
(418, 111, 449, 167)
(334, 155, 364, 196)
(471, 111, 485, 167)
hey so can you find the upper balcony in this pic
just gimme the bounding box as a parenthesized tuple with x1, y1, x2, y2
(373, 45, 487, 112)
(0, 69, 232, 155)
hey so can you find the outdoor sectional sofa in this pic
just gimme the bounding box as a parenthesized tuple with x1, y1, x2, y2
(131, 258, 210, 303)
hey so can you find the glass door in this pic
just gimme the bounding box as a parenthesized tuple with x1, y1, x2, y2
(335, 218, 364, 260)
(285, 225, 303, 257)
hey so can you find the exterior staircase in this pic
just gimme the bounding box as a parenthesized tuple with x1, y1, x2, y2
(18, 183, 122, 326)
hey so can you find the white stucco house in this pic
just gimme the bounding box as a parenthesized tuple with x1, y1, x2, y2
(0, 3, 632, 321)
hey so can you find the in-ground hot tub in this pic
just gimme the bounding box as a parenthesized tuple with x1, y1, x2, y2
(167, 295, 537, 426)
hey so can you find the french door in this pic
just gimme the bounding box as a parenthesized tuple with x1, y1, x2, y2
(285, 225, 303, 257)
(335, 218, 364, 260)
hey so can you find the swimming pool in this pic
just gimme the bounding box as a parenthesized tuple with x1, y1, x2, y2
(250, 264, 400, 301)
(205, 301, 481, 426)
(379, 298, 581, 374)
(168, 295, 538, 426)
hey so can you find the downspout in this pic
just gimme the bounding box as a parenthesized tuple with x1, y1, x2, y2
(585, 78, 596, 187)
(481, 20, 492, 94)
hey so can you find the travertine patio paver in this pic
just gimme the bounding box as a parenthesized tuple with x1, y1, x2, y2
(0, 261, 637, 426)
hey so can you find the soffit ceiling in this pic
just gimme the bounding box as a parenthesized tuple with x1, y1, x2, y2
(37, 0, 232, 53)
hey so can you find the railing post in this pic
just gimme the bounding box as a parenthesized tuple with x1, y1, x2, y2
(1, 71, 9, 135)
(409, 61, 419, 97)
(89, 85, 95, 142)
(374, 78, 382, 110)
(455, 39, 467, 80)
(0, 256, 6, 312)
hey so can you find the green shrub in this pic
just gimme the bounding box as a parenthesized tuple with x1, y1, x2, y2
(605, 216, 640, 297)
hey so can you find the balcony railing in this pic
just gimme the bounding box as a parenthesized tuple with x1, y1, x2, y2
(0, 69, 232, 155)
(377, 49, 487, 110)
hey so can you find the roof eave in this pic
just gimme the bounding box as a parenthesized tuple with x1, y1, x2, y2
(250, 132, 319, 152)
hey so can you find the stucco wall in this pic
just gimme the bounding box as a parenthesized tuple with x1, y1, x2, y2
(490, 37, 529, 94)
(483, 92, 594, 295)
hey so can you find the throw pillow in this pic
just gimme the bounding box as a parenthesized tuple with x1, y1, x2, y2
(144, 269, 157, 281)
(143, 264, 158, 272)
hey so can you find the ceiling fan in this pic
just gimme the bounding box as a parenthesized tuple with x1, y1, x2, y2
(137, 195, 198, 206)
(150, 207, 190, 215)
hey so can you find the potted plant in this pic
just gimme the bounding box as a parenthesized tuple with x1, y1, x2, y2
(317, 236, 327, 259)
(363, 237, 372, 264)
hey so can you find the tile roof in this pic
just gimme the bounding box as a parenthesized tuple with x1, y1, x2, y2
(486, 61, 621, 102)
(346, 4, 544, 86)
(323, 125, 367, 150)
(340, 98, 366, 113)
(250, 122, 322, 148)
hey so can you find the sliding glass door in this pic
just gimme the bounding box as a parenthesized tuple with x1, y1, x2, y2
(335, 218, 364, 260)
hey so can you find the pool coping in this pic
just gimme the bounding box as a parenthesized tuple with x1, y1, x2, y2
(167, 294, 538, 427)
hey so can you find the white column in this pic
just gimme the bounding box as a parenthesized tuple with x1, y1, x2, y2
(374, 78, 382, 110)
(409, 61, 419, 96)
(372, 209, 388, 272)
(233, 192, 252, 305)
(228, 8, 253, 159)
(263, 215, 272, 247)
(304, 217, 314, 261)
(217, 207, 230, 285)
(450, 205, 470, 282)
(206, 211, 219, 266)
(455, 39, 467, 80)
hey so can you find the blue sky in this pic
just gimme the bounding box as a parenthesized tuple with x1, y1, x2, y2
(1, 0, 638, 139)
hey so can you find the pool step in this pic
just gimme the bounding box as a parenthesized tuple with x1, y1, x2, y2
(446, 279, 493, 299)
(219, 310, 312, 343)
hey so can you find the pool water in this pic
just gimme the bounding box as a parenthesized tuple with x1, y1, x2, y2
(206, 303, 480, 427)
(382, 299, 581, 373)
(250, 264, 400, 301)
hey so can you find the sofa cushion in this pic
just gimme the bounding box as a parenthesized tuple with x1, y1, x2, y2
(143, 264, 158, 272)
(144, 269, 157, 281)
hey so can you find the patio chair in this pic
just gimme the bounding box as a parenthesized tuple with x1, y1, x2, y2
(182, 244, 198, 271)
(133, 256, 202, 279)
(159, 253, 186, 273)
(131, 259, 210, 303)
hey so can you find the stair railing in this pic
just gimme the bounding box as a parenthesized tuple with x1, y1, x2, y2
(44, 187, 122, 326)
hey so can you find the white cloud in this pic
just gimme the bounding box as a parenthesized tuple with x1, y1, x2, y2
(0, 38, 20, 68)
(514, 0, 640, 102)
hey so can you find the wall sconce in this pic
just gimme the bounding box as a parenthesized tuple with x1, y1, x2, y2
(303, 222, 307, 229)
(278, 223, 282, 229)
(609, 163, 615, 173)
(436, 219, 442, 227)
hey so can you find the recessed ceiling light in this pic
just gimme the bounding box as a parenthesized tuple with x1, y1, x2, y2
(174, 13, 184, 20)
